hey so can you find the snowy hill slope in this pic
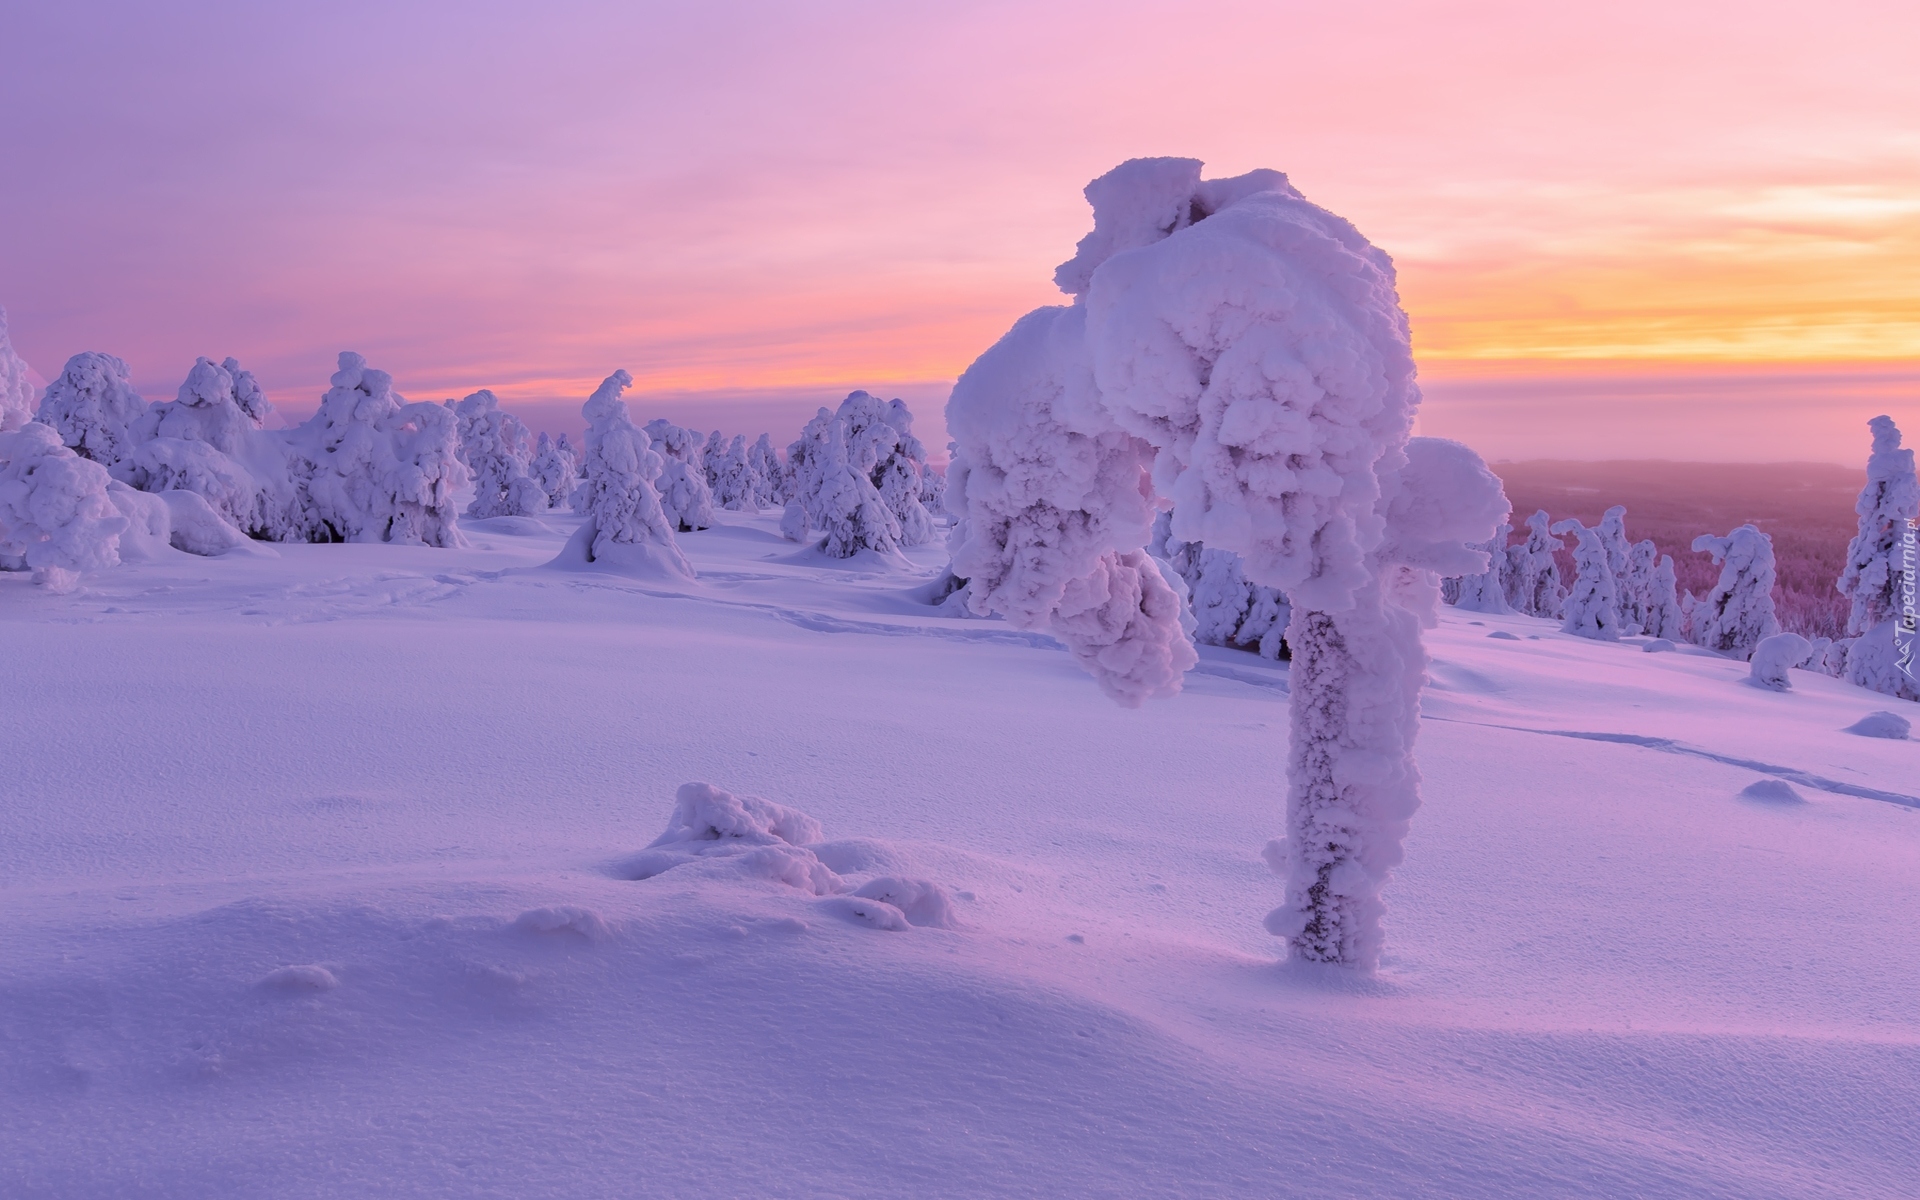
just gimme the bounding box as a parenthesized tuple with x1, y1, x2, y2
(2, 511, 1915, 1199)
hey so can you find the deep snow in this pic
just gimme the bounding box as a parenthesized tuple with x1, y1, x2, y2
(2, 510, 1916, 1198)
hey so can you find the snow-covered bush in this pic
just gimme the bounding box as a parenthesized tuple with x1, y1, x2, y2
(1448, 522, 1511, 614)
(529, 431, 579, 512)
(1505, 509, 1565, 618)
(556, 370, 691, 579)
(643, 418, 715, 532)
(0, 421, 128, 589)
(1837, 415, 1920, 701)
(1749, 632, 1813, 691)
(948, 158, 1505, 969)
(748, 433, 786, 507)
(455, 389, 546, 518)
(119, 355, 284, 533)
(276, 352, 467, 546)
(1550, 517, 1621, 640)
(36, 351, 147, 471)
(0, 308, 35, 432)
(1690, 524, 1782, 660)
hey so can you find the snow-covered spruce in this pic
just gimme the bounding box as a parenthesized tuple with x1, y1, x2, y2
(1690, 524, 1782, 660)
(454, 389, 546, 518)
(949, 158, 1505, 967)
(642, 419, 715, 532)
(1617, 538, 1657, 635)
(0, 421, 128, 590)
(1642, 552, 1684, 640)
(877, 396, 939, 543)
(1154, 513, 1290, 659)
(116, 355, 282, 534)
(780, 407, 833, 543)
(1550, 517, 1622, 640)
(836, 391, 935, 547)
(277, 352, 468, 546)
(701, 429, 726, 493)
(1506, 509, 1566, 618)
(748, 433, 786, 508)
(810, 417, 903, 558)
(529, 431, 580, 513)
(1595, 506, 1634, 630)
(1837, 415, 1920, 701)
(1447, 522, 1511, 614)
(555, 370, 691, 579)
(0, 308, 35, 432)
(708, 434, 758, 511)
(35, 351, 148, 471)
(1749, 632, 1813, 691)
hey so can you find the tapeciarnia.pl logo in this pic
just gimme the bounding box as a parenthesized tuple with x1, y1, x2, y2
(1900, 518, 1918, 681)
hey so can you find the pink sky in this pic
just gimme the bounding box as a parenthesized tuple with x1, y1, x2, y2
(2, 0, 1915, 461)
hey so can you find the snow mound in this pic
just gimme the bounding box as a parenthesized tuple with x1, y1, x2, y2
(1643, 639, 1676, 653)
(514, 905, 611, 940)
(1845, 710, 1912, 739)
(1738, 779, 1806, 805)
(258, 964, 340, 992)
(849, 876, 959, 929)
(1487, 630, 1520, 641)
(1749, 632, 1813, 692)
(820, 894, 912, 931)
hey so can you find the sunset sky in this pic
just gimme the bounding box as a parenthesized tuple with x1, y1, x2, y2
(3, 0, 1916, 461)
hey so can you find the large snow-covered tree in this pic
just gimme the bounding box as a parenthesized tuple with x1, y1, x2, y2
(1837, 415, 1920, 700)
(0, 308, 35, 432)
(1550, 517, 1622, 640)
(0, 421, 129, 590)
(1691, 524, 1782, 660)
(562, 370, 691, 578)
(948, 158, 1505, 969)
(36, 351, 148, 471)
(119, 355, 282, 534)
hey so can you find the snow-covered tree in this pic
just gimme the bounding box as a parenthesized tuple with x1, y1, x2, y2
(948, 158, 1505, 969)
(702, 429, 726, 492)
(1691, 524, 1782, 660)
(36, 351, 147, 471)
(1448, 522, 1511, 613)
(1617, 538, 1658, 634)
(748, 433, 785, 507)
(1505, 509, 1565, 618)
(642, 418, 715, 531)
(0, 421, 128, 590)
(562, 370, 691, 578)
(119, 355, 283, 533)
(529, 431, 579, 512)
(1837, 415, 1920, 700)
(802, 417, 901, 558)
(454, 389, 546, 518)
(780, 407, 833, 542)
(0, 308, 35, 432)
(1642, 553, 1684, 640)
(835, 391, 936, 546)
(277, 352, 467, 546)
(1550, 517, 1621, 640)
(1155, 513, 1290, 658)
(710, 434, 758, 510)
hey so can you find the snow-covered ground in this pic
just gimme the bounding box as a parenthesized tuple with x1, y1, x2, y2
(3, 511, 1915, 1199)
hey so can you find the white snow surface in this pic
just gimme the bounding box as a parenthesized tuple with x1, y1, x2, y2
(2, 510, 1917, 1199)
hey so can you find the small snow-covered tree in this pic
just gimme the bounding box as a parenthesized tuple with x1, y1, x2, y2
(702, 429, 726, 492)
(748, 433, 785, 507)
(1837, 415, 1920, 700)
(643, 418, 715, 532)
(1155, 513, 1290, 658)
(806, 418, 901, 558)
(36, 351, 148, 471)
(0, 308, 35, 432)
(1550, 517, 1621, 640)
(1691, 524, 1781, 660)
(278, 352, 467, 546)
(564, 370, 691, 578)
(530, 431, 579, 511)
(949, 159, 1505, 969)
(710, 434, 758, 510)
(0, 421, 129, 590)
(455, 389, 546, 518)
(1617, 538, 1658, 634)
(1642, 553, 1683, 640)
(781, 407, 834, 542)
(1448, 522, 1511, 613)
(1505, 509, 1566, 618)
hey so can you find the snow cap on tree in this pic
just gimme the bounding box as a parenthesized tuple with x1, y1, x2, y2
(36, 351, 147, 470)
(1691, 524, 1781, 660)
(0, 308, 35, 432)
(0, 420, 129, 590)
(1550, 517, 1622, 640)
